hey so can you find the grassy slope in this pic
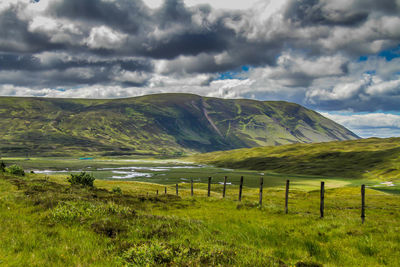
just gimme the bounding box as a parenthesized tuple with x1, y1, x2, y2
(0, 94, 358, 157)
(0, 171, 399, 266)
(191, 137, 400, 180)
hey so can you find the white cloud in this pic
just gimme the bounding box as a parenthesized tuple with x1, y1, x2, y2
(114, 70, 150, 84)
(85, 26, 127, 49)
(366, 78, 400, 95)
(28, 16, 58, 33)
(142, 0, 163, 9)
(321, 112, 400, 138)
(28, 16, 83, 44)
(307, 77, 368, 101)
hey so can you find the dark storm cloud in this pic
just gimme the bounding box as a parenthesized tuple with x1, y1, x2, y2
(0, 0, 248, 73)
(156, 0, 192, 25)
(0, 53, 152, 72)
(141, 30, 232, 59)
(49, 0, 241, 60)
(284, 0, 400, 27)
(284, 0, 369, 26)
(137, 1, 245, 60)
(0, 7, 63, 53)
(352, 0, 400, 14)
(49, 0, 151, 33)
(0, 0, 395, 64)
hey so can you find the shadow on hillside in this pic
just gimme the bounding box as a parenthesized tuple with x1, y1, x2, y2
(213, 147, 400, 178)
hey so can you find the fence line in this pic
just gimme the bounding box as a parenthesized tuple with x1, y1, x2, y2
(285, 180, 289, 214)
(320, 181, 325, 218)
(222, 176, 227, 198)
(259, 177, 263, 206)
(361, 184, 366, 224)
(164, 178, 367, 222)
(207, 176, 211, 197)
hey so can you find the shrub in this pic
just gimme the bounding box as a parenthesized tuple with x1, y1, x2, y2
(0, 161, 5, 172)
(6, 164, 25, 176)
(67, 172, 95, 187)
(112, 186, 122, 194)
(121, 242, 174, 265)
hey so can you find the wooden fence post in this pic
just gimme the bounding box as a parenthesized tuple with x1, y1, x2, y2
(259, 177, 264, 206)
(156, 190, 159, 196)
(239, 176, 244, 201)
(285, 180, 290, 214)
(222, 176, 227, 198)
(208, 177, 211, 197)
(165, 186, 167, 195)
(320, 181, 325, 218)
(361, 184, 365, 224)
(191, 179, 194, 196)
(176, 183, 178, 196)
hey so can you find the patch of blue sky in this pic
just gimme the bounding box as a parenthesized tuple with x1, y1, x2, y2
(358, 44, 400, 62)
(217, 65, 250, 80)
(241, 65, 249, 71)
(364, 70, 376, 75)
(378, 45, 400, 61)
(358, 55, 368, 62)
(52, 86, 83, 92)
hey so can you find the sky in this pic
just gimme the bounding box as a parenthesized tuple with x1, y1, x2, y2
(0, 0, 400, 138)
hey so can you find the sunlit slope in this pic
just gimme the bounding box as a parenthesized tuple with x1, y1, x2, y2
(191, 137, 400, 180)
(0, 94, 358, 156)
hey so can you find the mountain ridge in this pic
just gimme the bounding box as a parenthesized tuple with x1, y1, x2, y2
(0, 93, 358, 156)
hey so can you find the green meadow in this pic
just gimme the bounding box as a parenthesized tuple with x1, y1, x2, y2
(1, 151, 400, 266)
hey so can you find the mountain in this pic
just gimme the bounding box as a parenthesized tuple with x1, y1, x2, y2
(0, 93, 358, 156)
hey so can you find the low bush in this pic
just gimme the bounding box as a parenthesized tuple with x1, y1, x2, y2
(112, 186, 122, 194)
(67, 172, 95, 187)
(6, 164, 25, 176)
(120, 242, 236, 266)
(0, 161, 5, 172)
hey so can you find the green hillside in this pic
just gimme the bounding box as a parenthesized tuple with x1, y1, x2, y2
(0, 94, 358, 157)
(191, 137, 400, 180)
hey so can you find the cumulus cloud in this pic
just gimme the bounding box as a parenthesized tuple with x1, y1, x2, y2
(85, 26, 128, 49)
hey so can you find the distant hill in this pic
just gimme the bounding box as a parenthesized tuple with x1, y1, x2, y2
(0, 93, 358, 156)
(191, 137, 400, 180)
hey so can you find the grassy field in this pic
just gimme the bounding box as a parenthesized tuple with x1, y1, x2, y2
(190, 137, 400, 182)
(0, 157, 384, 190)
(1, 169, 399, 266)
